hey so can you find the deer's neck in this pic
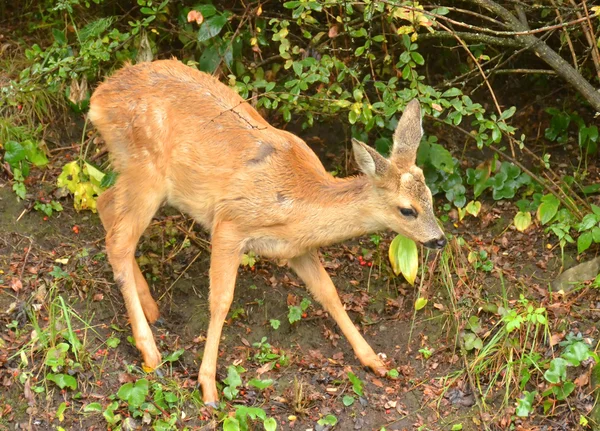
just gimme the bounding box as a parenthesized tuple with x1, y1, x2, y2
(302, 175, 383, 247)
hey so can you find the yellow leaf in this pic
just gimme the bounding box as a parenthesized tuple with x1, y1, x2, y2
(415, 297, 428, 311)
(465, 201, 482, 217)
(84, 162, 105, 187)
(57, 161, 81, 193)
(514, 211, 532, 232)
(389, 235, 419, 285)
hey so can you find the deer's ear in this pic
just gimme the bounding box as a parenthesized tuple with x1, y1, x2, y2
(391, 99, 423, 169)
(352, 138, 390, 179)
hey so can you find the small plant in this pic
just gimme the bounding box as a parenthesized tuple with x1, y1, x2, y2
(252, 337, 289, 366)
(223, 405, 277, 431)
(223, 365, 244, 400)
(342, 372, 365, 407)
(467, 249, 493, 272)
(287, 297, 311, 324)
(418, 347, 433, 359)
(34, 200, 63, 217)
(241, 251, 257, 268)
(3, 139, 48, 199)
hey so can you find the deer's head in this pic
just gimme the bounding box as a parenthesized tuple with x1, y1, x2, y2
(352, 99, 446, 249)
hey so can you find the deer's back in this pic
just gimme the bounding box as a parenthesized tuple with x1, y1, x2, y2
(89, 59, 330, 234)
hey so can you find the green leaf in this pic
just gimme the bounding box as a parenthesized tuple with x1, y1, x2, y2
(106, 337, 120, 348)
(23, 140, 48, 167)
(562, 341, 591, 366)
(442, 88, 462, 98)
(13, 182, 26, 199)
(223, 417, 241, 431)
(544, 358, 568, 384)
(47, 373, 77, 390)
(100, 171, 117, 188)
(343, 395, 355, 406)
(578, 231, 593, 254)
(223, 365, 242, 400)
(388, 235, 419, 285)
(592, 227, 600, 243)
(410, 51, 424, 65)
(553, 381, 575, 401)
(536, 194, 560, 225)
(499, 106, 516, 121)
(288, 305, 302, 324)
(347, 372, 364, 397)
(198, 45, 221, 73)
(317, 414, 338, 426)
(117, 379, 149, 409)
(578, 213, 599, 231)
(4, 141, 26, 168)
(163, 349, 184, 363)
(387, 368, 400, 379)
(83, 402, 103, 412)
(52, 28, 67, 45)
(414, 297, 428, 311)
(56, 401, 67, 421)
(248, 378, 273, 390)
(514, 211, 532, 232)
(197, 14, 228, 42)
(270, 319, 281, 329)
(428, 143, 454, 173)
(263, 417, 277, 431)
(516, 391, 536, 417)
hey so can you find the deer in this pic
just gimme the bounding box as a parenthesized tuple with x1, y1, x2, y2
(88, 59, 446, 406)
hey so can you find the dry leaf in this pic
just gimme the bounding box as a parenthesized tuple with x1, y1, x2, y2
(10, 278, 22, 293)
(574, 372, 589, 387)
(187, 10, 204, 25)
(328, 25, 339, 38)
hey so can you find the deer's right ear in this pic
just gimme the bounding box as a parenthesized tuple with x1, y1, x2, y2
(352, 138, 390, 179)
(391, 99, 423, 170)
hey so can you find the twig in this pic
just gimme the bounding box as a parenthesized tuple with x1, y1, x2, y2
(487, 68, 556, 75)
(570, 0, 600, 82)
(158, 250, 203, 302)
(466, 0, 600, 111)
(381, 1, 598, 37)
(19, 237, 34, 281)
(550, 0, 579, 70)
(434, 20, 514, 156)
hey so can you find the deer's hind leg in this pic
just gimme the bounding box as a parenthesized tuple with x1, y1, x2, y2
(98, 187, 160, 323)
(99, 173, 165, 368)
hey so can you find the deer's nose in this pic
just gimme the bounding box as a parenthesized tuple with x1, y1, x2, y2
(423, 237, 447, 249)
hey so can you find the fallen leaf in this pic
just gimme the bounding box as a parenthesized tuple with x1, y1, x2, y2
(10, 278, 22, 293)
(187, 10, 204, 25)
(574, 372, 589, 387)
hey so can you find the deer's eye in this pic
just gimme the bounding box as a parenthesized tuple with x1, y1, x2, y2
(399, 207, 417, 218)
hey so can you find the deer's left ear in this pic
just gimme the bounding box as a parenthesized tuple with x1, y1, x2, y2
(352, 138, 390, 179)
(391, 99, 423, 170)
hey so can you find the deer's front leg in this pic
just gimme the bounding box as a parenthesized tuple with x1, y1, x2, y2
(289, 251, 387, 376)
(198, 222, 242, 406)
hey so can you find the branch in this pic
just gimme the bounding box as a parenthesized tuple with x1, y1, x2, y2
(467, 0, 600, 112)
(417, 31, 522, 47)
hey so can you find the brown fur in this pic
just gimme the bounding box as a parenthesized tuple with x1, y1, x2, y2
(89, 59, 445, 404)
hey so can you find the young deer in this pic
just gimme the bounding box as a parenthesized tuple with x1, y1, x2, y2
(89, 59, 446, 405)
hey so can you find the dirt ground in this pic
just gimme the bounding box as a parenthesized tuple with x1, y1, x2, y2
(1, 122, 599, 431)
